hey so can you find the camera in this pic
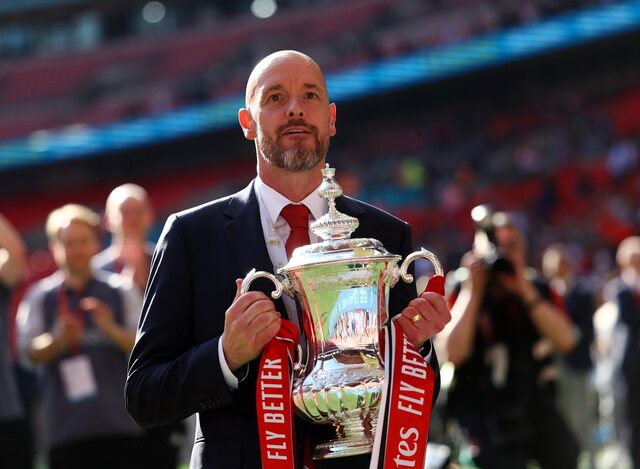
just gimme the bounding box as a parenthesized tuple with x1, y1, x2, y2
(470, 204, 515, 276)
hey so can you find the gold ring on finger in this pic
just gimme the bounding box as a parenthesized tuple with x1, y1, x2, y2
(411, 313, 422, 323)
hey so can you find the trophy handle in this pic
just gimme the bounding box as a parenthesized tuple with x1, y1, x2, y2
(240, 268, 285, 299)
(399, 248, 444, 285)
(241, 269, 306, 375)
(294, 343, 306, 376)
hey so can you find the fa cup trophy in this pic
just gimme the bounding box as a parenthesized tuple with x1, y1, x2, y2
(242, 165, 442, 461)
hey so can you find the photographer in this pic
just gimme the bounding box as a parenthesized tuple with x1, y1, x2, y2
(442, 208, 579, 469)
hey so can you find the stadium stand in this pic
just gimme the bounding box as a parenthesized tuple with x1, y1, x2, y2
(0, 0, 608, 140)
(3, 34, 639, 282)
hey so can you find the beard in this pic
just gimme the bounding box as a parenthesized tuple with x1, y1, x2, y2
(256, 121, 328, 172)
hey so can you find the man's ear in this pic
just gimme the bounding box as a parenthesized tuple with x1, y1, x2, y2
(329, 103, 337, 137)
(238, 108, 256, 140)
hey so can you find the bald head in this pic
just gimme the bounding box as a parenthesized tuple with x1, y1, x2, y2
(105, 183, 154, 240)
(245, 50, 327, 109)
(617, 236, 640, 271)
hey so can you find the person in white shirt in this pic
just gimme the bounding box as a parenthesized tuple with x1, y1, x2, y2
(93, 183, 155, 293)
(125, 50, 451, 469)
(18, 204, 142, 469)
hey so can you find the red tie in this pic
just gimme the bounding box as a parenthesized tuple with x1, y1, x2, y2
(280, 203, 310, 259)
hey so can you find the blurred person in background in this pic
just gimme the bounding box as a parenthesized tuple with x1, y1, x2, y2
(17, 204, 143, 469)
(125, 50, 451, 469)
(604, 235, 640, 469)
(542, 243, 598, 468)
(93, 183, 155, 292)
(0, 213, 32, 469)
(94, 183, 187, 469)
(442, 208, 579, 469)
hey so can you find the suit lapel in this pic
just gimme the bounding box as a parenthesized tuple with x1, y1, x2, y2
(223, 180, 286, 313)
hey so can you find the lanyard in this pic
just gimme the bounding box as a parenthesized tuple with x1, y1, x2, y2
(57, 285, 85, 354)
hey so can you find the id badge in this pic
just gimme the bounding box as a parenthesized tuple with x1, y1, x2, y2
(489, 343, 509, 389)
(59, 354, 98, 402)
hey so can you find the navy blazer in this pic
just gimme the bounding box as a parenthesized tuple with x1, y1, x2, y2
(126, 180, 440, 468)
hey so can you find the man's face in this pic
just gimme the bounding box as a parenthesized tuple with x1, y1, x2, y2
(495, 226, 525, 268)
(113, 197, 153, 239)
(240, 53, 336, 172)
(51, 220, 100, 275)
(542, 250, 563, 279)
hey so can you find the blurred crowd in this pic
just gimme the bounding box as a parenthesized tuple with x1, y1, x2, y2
(1, 186, 187, 469)
(428, 209, 640, 469)
(2, 177, 640, 468)
(0, 0, 612, 140)
(0, 0, 609, 61)
(332, 49, 640, 285)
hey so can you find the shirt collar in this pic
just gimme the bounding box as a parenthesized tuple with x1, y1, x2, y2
(255, 176, 326, 222)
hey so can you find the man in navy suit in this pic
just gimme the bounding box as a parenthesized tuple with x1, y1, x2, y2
(125, 50, 451, 468)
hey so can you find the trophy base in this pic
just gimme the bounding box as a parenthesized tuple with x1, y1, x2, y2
(312, 434, 374, 460)
(311, 415, 377, 460)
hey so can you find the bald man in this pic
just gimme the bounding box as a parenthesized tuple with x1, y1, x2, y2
(125, 50, 450, 469)
(93, 183, 155, 292)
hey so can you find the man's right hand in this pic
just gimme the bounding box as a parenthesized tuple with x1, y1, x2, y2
(221, 279, 281, 371)
(53, 314, 84, 350)
(462, 252, 489, 298)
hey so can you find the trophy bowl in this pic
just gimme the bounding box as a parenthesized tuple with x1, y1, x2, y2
(242, 166, 442, 460)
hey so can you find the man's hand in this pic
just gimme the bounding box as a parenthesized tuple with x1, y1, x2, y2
(81, 296, 136, 354)
(396, 289, 451, 350)
(119, 238, 146, 267)
(119, 238, 151, 291)
(221, 279, 281, 372)
(80, 297, 116, 334)
(53, 314, 84, 349)
(29, 314, 83, 364)
(463, 252, 490, 299)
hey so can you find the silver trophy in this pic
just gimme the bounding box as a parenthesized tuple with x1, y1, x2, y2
(242, 165, 442, 460)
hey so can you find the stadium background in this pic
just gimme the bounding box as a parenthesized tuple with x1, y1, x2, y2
(1, 0, 639, 467)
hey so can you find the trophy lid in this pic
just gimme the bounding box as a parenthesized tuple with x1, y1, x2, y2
(278, 165, 400, 273)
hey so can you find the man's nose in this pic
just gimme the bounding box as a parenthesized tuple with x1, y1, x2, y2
(287, 98, 304, 118)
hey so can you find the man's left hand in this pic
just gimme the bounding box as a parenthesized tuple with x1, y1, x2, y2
(396, 291, 451, 350)
(80, 297, 116, 334)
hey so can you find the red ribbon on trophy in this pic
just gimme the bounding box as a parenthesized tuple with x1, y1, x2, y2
(256, 319, 299, 469)
(370, 320, 436, 468)
(370, 274, 442, 469)
(256, 274, 442, 469)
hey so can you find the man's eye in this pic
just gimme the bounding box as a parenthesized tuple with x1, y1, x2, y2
(268, 95, 281, 102)
(306, 92, 319, 99)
